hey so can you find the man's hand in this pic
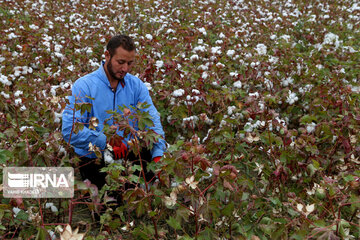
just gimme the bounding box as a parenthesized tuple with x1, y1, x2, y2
(109, 135, 127, 159)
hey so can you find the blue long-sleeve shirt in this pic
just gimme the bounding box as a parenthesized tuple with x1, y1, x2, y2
(62, 62, 166, 159)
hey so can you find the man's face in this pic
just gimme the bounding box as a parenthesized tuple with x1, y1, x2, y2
(105, 46, 135, 81)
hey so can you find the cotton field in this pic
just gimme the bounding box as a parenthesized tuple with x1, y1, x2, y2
(1, 0, 359, 239)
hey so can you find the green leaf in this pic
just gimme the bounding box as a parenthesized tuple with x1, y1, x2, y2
(0, 149, 12, 164)
(80, 103, 92, 115)
(290, 229, 308, 240)
(35, 227, 47, 240)
(349, 195, 360, 210)
(132, 227, 149, 239)
(73, 122, 84, 134)
(271, 226, 286, 239)
(15, 210, 29, 221)
(85, 95, 95, 100)
(307, 164, 317, 177)
(300, 115, 318, 124)
(221, 202, 234, 217)
(148, 211, 157, 217)
(208, 199, 221, 219)
(198, 227, 216, 240)
(261, 217, 272, 224)
(137, 111, 154, 130)
(176, 207, 190, 222)
(136, 200, 146, 217)
(166, 216, 181, 230)
(85, 237, 96, 240)
(129, 174, 140, 183)
(4, 128, 16, 138)
(177, 236, 194, 240)
(280, 152, 289, 163)
(109, 218, 122, 229)
(132, 164, 142, 172)
(343, 174, 354, 182)
(312, 160, 320, 169)
(269, 197, 281, 206)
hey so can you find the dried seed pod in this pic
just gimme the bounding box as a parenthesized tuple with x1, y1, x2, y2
(89, 117, 99, 130)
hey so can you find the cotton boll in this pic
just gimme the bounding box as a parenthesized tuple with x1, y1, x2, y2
(0, 74, 12, 86)
(155, 60, 164, 69)
(270, 34, 277, 40)
(145, 34, 153, 40)
(198, 27, 207, 35)
(249, 92, 259, 98)
(13, 207, 21, 217)
(316, 64, 324, 70)
(202, 72, 208, 79)
(144, 82, 152, 91)
(182, 116, 199, 128)
(8, 33, 18, 39)
(244, 122, 253, 132)
(198, 64, 208, 71)
(230, 72, 238, 77)
(227, 106, 236, 115)
(54, 44, 62, 52)
(306, 122, 317, 133)
(45, 202, 54, 209)
(192, 89, 200, 94)
(281, 77, 294, 87)
(268, 56, 279, 64)
(233, 81, 242, 88)
(19, 126, 33, 132)
(193, 45, 206, 52)
(14, 98, 22, 106)
(286, 90, 299, 105)
(255, 43, 267, 55)
(211, 47, 222, 55)
(227, 50, 235, 57)
(1, 91, 10, 99)
(216, 62, 225, 68)
(280, 35, 291, 42)
(14, 90, 23, 97)
(190, 54, 199, 61)
(104, 149, 114, 164)
(86, 48, 93, 55)
(323, 33, 340, 48)
(50, 205, 58, 213)
(48, 230, 56, 240)
(172, 89, 185, 97)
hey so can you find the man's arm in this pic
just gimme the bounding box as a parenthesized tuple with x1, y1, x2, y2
(62, 81, 107, 151)
(136, 81, 166, 159)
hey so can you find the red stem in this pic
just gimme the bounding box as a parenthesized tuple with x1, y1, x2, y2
(38, 199, 44, 226)
(68, 199, 73, 224)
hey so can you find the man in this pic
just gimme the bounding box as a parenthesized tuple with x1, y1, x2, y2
(62, 35, 166, 192)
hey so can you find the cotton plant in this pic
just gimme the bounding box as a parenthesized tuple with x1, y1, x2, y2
(1, 0, 360, 238)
